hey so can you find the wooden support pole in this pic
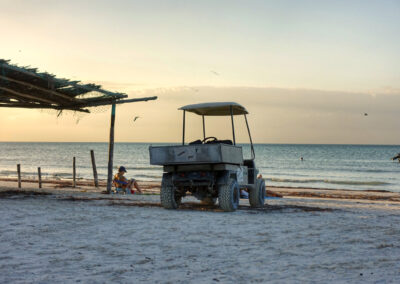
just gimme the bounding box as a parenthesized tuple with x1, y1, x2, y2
(106, 103, 116, 194)
(73, 157, 76, 188)
(17, 164, 21, 188)
(38, 167, 42, 189)
(90, 150, 99, 187)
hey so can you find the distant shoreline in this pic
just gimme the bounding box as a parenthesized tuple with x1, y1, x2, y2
(0, 141, 400, 146)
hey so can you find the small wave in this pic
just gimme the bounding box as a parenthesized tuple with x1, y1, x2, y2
(267, 178, 321, 183)
(0, 170, 62, 177)
(94, 166, 162, 171)
(128, 166, 162, 171)
(0, 170, 85, 180)
(0, 170, 17, 176)
(51, 172, 73, 177)
(324, 180, 389, 186)
(341, 168, 400, 174)
(266, 177, 389, 186)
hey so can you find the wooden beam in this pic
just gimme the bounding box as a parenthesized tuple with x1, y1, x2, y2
(0, 97, 11, 102)
(0, 75, 78, 103)
(81, 96, 158, 107)
(0, 103, 90, 113)
(0, 93, 157, 112)
(0, 86, 58, 104)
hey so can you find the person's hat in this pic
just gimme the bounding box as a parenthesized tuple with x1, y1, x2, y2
(118, 166, 127, 173)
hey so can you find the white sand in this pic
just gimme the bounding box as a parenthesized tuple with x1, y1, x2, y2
(1, 183, 400, 283)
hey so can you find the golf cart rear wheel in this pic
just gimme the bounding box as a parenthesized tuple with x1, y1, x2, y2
(218, 178, 240, 212)
(160, 175, 181, 209)
(249, 178, 266, 208)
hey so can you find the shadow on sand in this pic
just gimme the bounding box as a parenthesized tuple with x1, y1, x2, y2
(106, 201, 336, 213)
(0, 190, 335, 213)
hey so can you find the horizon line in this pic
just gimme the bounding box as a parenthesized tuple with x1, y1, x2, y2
(0, 141, 399, 146)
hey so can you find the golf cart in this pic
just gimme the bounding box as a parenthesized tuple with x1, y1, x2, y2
(149, 102, 265, 212)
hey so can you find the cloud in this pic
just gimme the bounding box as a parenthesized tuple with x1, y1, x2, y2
(128, 86, 400, 144)
(137, 85, 400, 113)
(1, 85, 399, 144)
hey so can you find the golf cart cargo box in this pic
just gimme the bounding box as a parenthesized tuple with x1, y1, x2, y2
(149, 144, 243, 165)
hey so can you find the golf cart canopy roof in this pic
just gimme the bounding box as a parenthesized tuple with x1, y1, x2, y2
(179, 102, 248, 116)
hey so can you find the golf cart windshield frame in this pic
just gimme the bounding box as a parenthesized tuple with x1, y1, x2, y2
(180, 102, 255, 160)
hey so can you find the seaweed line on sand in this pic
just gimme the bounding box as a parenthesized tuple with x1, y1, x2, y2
(105, 200, 336, 213)
(0, 190, 51, 198)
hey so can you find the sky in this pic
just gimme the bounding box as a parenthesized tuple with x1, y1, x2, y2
(0, 0, 399, 144)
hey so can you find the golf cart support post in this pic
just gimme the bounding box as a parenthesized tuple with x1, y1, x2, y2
(180, 102, 255, 159)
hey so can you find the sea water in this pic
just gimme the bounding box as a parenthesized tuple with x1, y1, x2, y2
(0, 142, 399, 192)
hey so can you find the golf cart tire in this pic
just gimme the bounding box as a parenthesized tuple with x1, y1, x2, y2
(160, 175, 181, 209)
(249, 178, 266, 208)
(218, 178, 240, 212)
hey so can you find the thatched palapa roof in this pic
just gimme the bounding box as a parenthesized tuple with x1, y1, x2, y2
(0, 59, 156, 113)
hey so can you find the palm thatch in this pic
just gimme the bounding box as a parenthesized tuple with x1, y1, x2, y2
(0, 59, 155, 113)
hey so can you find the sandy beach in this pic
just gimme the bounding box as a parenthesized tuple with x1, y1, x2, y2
(1, 179, 400, 283)
(2, 0, 399, 282)
(1, 177, 400, 202)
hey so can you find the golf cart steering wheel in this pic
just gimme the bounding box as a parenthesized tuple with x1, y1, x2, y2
(202, 136, 218, 144)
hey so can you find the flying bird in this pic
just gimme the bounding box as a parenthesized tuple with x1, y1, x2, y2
(133, 116, 140, 122)
(210, 70, 220, 76)
(364, 113, 368, 116)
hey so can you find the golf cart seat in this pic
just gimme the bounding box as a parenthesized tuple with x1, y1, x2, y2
(206, 139, 233, 145)
(189, 138, 233, 145)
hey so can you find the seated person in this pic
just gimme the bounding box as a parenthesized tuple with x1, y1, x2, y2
(240, 175, 264, 198)
(113, 166, 143, 194)
(240, 189, 249, 199)
(393, 153, 400, 163)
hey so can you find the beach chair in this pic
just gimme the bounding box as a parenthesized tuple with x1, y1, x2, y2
(112, 186, 126, 194)
(112, 178, 128, 194)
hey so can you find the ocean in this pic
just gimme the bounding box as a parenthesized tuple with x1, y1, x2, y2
(0, 142, 399, 192)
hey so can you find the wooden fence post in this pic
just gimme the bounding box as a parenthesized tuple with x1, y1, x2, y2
(17, 164, 21, 188)
(90, 150, 99, 187)
(38, 167, 42, 188)
(107, 103, 116, 194)
(73, 157, 76, 188)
